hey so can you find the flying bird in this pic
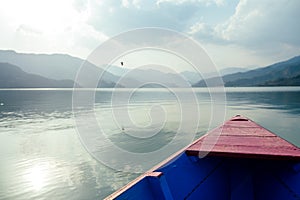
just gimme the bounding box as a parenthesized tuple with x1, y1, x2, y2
(121, 62, 124, 66)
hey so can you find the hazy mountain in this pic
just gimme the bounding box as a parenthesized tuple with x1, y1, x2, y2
(0, 50, 119, 86)
(0, 62, 75, 88)
(0, 50, 82, 80)
(180, 67, 252, 85)
(3, 49, 251, 88)
(106, 65, 129, 77)
(193, 56, 300, 87)
(0, 50, 193, 88)
(180, 71, 202, 85)
(107, 65, 247, 86)
(107, 65, 194, 87)
(220, 67, 254, 76)
(4, 49, 298, 88)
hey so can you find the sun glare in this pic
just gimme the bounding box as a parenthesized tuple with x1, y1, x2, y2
(2, 0, 82, 34)
(25, 165, 48, 191)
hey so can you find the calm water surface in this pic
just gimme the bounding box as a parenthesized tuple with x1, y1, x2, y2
(0, 87, 300, 199)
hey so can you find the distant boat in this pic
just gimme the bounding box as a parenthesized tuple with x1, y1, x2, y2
(105, 115, 300, 200)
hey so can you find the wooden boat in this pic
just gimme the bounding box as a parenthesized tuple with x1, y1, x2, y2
(105, 115, 300, 200)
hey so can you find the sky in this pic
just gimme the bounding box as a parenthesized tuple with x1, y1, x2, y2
(0, 0, 300, 70)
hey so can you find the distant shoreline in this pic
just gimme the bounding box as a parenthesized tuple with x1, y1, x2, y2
(1, 86, 300, 90)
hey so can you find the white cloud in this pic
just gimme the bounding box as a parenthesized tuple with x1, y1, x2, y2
(220, 0, 300, 47)
(190, 0, 300, 47)
(187, 22, 217, 42)
(71, 22, 108, 50)
(132, 0, 142, 9)
(121, 0, 142, 9)
(16, 24, 42, 36)
(156, 0, 225, 7)
(200, 0, 225, 7)
(188, 0, 300, 67)
(87, 0, 198, 35)
(189, 22, 208, 35)
(122, 0, 130, 8)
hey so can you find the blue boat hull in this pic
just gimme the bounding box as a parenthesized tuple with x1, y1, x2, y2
(111, 153, 300, 200)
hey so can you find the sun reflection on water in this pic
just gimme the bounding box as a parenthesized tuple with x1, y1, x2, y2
(24, 164, 49, 191)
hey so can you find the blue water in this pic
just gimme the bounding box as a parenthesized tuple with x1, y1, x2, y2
(0, 87, 300, 199)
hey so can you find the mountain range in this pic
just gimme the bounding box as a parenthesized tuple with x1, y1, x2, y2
(0, 62, 75, 88)
(0, 50, 234, 88)
(0, 50, 120, 88)
(193, 55, 300, 87)
(0, 50, 299, 88)
(0, 50, 200, 87)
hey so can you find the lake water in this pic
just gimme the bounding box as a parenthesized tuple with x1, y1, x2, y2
(0, 87, 300, 199)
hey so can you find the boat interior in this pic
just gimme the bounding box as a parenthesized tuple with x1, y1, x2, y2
(114, 153, 300, 200)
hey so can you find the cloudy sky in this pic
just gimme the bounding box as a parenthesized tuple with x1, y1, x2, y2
(0, 0, 300, 69)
